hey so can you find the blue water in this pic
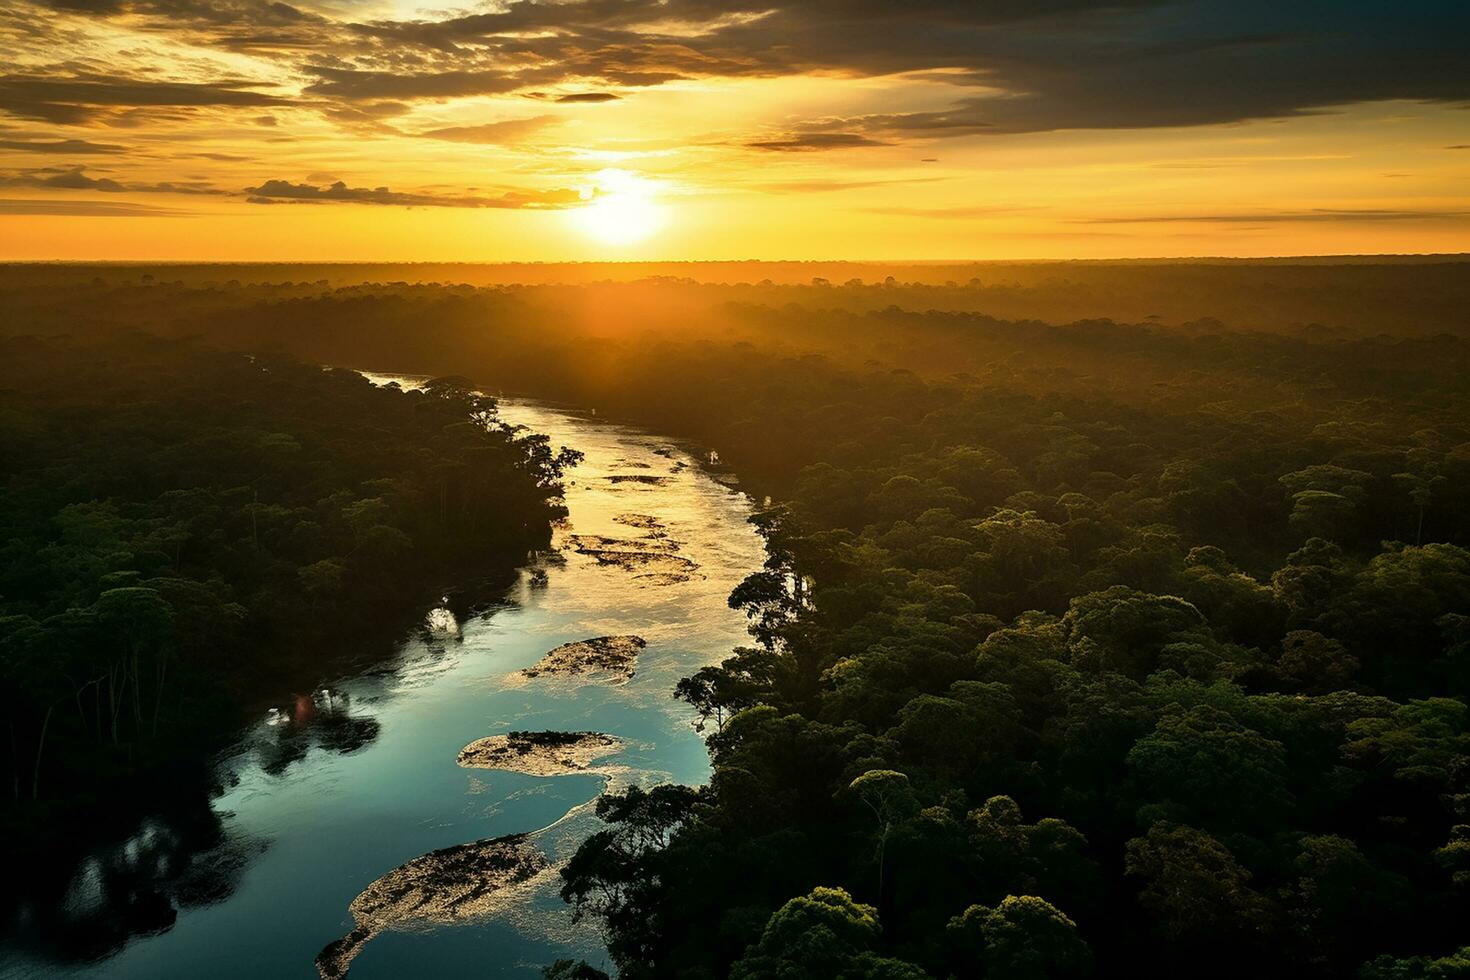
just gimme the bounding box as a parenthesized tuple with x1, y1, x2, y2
(5, 397, 764, 979)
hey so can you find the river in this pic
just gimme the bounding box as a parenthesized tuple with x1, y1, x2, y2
(3, 394, 766, 980)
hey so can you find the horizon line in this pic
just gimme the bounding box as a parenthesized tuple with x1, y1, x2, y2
(3, 252, 1469, 267)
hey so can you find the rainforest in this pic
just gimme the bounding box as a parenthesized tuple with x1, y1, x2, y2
(1, 260, 1467, 979)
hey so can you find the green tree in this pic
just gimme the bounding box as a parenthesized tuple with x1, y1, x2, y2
(1064, 587, 1206, 678)
(947, 895, 1092, 980)
(731, 887, 927, 980)
(1126, 703, 1291, 829)
(1359, 946, 1470, 979)
(1277, 630, 1360, 693)
(844, 770, 919, 899)
(1124, 822, 1275, 946)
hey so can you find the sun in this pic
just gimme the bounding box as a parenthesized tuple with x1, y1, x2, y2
(571, 169, 666, 247)
(576, 194, 663, 246)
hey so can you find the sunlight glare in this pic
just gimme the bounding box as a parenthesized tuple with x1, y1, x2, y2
(572, 169, 667, 247)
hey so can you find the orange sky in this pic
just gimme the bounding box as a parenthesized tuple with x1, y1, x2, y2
(2, 0, 1467, 261)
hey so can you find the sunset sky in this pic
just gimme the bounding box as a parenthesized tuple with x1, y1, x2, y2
(1, 0, 1466, 261)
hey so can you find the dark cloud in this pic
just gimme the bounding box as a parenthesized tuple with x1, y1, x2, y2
(415, 115, 556, 144)
(1, 166, 124, 191)
(746, 133, 888, 151)
(0, 197, 186, 215)
(349, 0, 1140, 54)
(0, 165, 226, 194)
(7, 0, 1467, 145)
(0, 73, 293, 124)
(550, 6, 1469, 148)
(749, 3, 1467, 141)
(820, 101, 995, 138)
(301, 53, 686, 105)
(303, 67, 526, 102)
(142, 180, 226, 195)
(553, 92, 620, 103)
(31, 0, 125, 12)
(244, 177, 588, 208)
(325, 0, 1469, 139)
(30, 0, 331, 50)
(0, 137, 126, 153)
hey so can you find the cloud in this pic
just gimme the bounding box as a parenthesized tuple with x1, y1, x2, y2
(0, 165, 226, 194)
(140, 180, 225, 195)
(0, 166, 125, 190)
(415, 115, 557, 144)
(30, 0, 333, 52)
(243, 177, 588, 208)
(5, 0, 1467, 165)
(303, 67, 525, 102)
(0, 197, 186, 215)
(745, 133, 888, 151)
(35, 0, 318, 22)
(0, 73, 293, 124)
(553, 92, 620, 103)
(0, 138, 126, 154)
(325, 0, 1470, 140)
(744, 6, 1465, 143)
(522, 91, 623, 104)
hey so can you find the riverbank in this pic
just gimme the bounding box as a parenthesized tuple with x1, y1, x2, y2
(2, 397, 766, 979)
(0, 339, 580, 969)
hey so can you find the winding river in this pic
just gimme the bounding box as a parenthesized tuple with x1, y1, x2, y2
(7, 394, 765, 979)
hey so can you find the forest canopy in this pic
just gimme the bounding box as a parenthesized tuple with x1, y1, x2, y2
(0, 332, 578, 836)
(2, 260, 1468, 978)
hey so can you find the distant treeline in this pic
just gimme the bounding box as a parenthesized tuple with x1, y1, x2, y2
(0, 333, 578, 831)
(4, 270, 1469, 978)
(3, 257, 1469, 335)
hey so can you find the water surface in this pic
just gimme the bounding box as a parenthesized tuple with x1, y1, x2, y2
(6, 397, 764, 979)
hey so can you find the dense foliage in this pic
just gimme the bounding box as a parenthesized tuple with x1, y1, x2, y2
(4, 264, 1468, 977)
(0, 333, 578, 824)
(546, 344, 1470, 978)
